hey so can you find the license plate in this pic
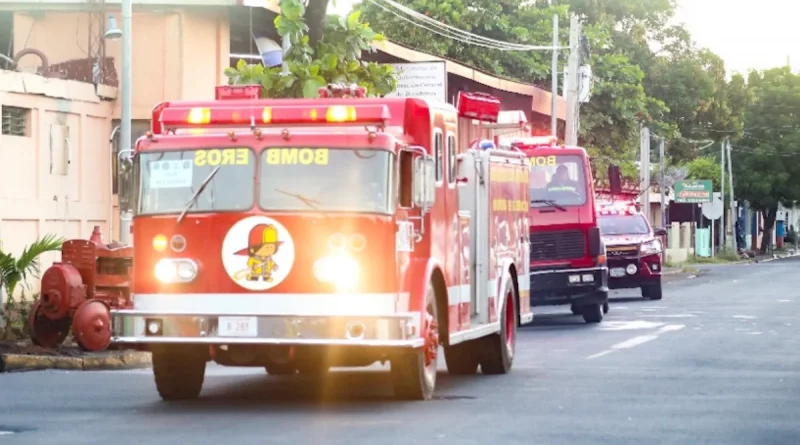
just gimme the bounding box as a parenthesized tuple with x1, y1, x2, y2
(610, 268, 626, 278)
(218, 317, 258, 337)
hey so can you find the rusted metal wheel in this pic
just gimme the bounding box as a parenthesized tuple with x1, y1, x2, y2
(71, 300, 112, 352)
(28, 300, 70, 348)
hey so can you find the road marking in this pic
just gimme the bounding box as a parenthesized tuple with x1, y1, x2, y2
(733, 315, 757, 320)
(778, 300, 791, 303)
(588, 324, 685, 360)
(640, 314, 697, 318)
(598, 320, 665, 331)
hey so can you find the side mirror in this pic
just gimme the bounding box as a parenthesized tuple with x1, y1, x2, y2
(117, 149, 135, 212)
(412, 154, 435, 212)
(654, 227, 667, 237)
(608, 164, 622, 195)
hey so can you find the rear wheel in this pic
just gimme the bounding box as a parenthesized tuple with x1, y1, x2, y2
(152, 347, 207, 401)
(296, 357, 330, 375)
(390, 283, 439, 400)
(480, 278, 517, 375)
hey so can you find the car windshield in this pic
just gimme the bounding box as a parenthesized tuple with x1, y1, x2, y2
(259, 147, 393, 214)
(528, 154, 587, 207)
(136, 148, 255, 215)
(598, 214, 651, 236)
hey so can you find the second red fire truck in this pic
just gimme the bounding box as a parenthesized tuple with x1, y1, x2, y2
(499, 136, 610, 323)
(110, 85, 532, 401)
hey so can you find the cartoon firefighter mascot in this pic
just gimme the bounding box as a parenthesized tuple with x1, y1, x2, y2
(234, 224, 282, 282)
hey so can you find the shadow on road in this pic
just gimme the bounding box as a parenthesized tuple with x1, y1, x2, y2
(137, 370, 486, 413)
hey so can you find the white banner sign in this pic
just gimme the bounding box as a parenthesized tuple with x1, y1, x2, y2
(386, 61, 447, 103)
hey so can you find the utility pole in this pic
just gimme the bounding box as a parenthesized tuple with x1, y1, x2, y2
(118, 0, 133, 245)
(550, 14, 559, 137)
(720, 140, 726, 251)
(640, 126, 651, 224)
(727, 140, 736, 250)
(564, 14, 580, 146)
(659, 137, 666, 229)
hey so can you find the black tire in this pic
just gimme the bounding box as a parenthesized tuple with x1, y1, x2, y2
(603, 302, 609, 314)
(582, 303, 604, 323)
(642, 282, 663, 300)
(444, 342, 479, 375)
(264, 361, 297, 375)
(570, 304, 581, 316)
(390, 283, 438, 400)
(480, 278, 517, 375)
(152, 348, 207, 401)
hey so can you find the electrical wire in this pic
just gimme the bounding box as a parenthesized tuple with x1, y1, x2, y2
(367, 0, 568, 51)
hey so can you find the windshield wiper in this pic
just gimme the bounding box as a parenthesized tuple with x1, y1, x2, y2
(177, 166, 221, 224)
(274, 189, 328, 216)
(531, 199, 567, 212)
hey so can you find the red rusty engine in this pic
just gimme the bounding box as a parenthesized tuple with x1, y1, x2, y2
(28, 226, 133, 351)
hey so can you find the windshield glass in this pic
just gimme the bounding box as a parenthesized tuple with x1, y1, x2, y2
(598, 214, 651, 236)
(259, 147, 393, 214)
(137, 148, 255, 215)
(528, 154, 587, 207)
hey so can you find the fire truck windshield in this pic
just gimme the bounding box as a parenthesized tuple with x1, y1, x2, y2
(528, 154, 587, 207)
(598, 214, 650, 236)
(136, 148, 255, 215)
(259, 147, 393, 214)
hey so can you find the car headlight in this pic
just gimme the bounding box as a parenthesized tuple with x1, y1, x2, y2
(154, 258, 198, 283)
(313, 254, 359, 292)
(640, 239, 662, 256)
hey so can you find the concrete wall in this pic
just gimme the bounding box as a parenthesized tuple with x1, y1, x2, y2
(0, 70, 118, 299)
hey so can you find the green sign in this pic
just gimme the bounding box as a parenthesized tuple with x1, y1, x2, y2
(674, 180, 712, 203)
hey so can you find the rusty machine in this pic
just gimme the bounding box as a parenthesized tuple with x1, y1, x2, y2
(28, 226, 133, 351)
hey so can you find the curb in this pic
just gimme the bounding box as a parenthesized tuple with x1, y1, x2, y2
(0, 350, 152, 373)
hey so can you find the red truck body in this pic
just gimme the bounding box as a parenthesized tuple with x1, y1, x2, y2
(110, 86, 532, 400)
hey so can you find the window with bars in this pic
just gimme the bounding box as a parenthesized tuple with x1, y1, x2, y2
(1, 106, 30, 137)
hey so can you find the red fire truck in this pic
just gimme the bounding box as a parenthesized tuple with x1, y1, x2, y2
(499, 136, 610, 323)
(111, 85, 533, 401)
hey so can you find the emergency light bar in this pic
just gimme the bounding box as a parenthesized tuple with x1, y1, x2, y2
(597, 201, 641, 216)
(508, 136, 559, 148)
(157, 104, 391, 129)
(456, 91, 501, 123)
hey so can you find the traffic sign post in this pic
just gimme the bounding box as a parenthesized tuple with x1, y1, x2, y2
(701, 192, 724, 257)
(675, 180, 712, 204)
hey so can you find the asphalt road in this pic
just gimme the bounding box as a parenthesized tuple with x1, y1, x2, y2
(2, 258, 799, 445)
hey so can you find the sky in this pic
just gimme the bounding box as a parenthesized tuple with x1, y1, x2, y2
(329, 0, 800, 77)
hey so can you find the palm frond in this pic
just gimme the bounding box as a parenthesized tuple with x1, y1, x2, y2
(0, 234, 64, 297)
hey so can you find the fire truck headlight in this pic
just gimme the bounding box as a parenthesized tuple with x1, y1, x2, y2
(154, 258, 198, 283)
(313, 255, 359, 292)
(640, 239, 662, 256)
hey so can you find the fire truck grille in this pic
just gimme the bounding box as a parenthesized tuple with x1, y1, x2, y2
(530, 230, 586, 261)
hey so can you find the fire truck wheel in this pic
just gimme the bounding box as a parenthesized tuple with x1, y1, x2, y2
(642, 283, 663, 300)
(479, 278, 517, 375)
(152, 348, 207, 401)
(390, 283, 438, 401)
(603, 302, 610, 314)
(444, 342, 479, 375)
(582, 303, 604, 323)
(570, 304, 581, 316)
(264, 362, 297, 375)
(296, 358, 330, 375)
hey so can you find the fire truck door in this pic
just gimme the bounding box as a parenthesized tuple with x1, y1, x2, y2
(456, 150, 484, 321)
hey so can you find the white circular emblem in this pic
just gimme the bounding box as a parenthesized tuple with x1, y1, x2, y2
(221, 215, 296, 291)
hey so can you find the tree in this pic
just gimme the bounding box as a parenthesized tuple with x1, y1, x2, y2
(732, 67, 800, 252)
(225, 0, 397, 98)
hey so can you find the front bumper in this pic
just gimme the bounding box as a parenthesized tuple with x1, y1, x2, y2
(529, 266, 609, 306)
(607, 255, 662, 290)
(110, 292, 423, 348)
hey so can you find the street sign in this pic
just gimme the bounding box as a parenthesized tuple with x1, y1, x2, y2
(701, 192, 723, 220)
(675, 180, 712, 203)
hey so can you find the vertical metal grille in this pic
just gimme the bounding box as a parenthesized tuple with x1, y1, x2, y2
(530, 230, 586, 261)
(1, 106, 29, 137)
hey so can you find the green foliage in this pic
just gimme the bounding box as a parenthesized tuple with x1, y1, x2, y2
(224, 0, 397, 98)
(0, 235, 63, 340)
(0, 234, 64, 298)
